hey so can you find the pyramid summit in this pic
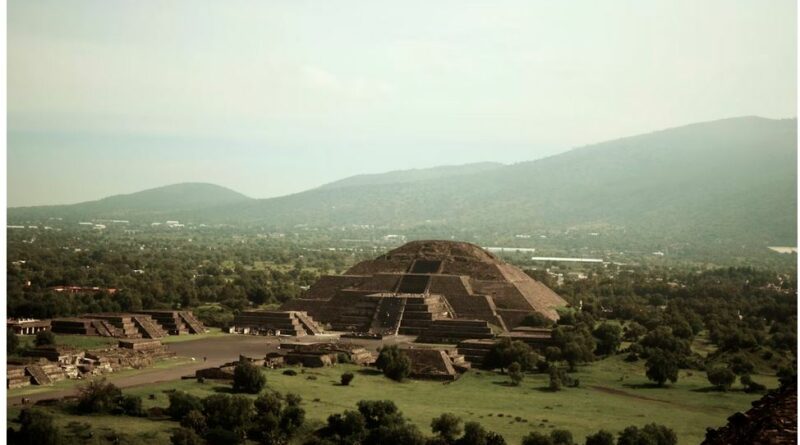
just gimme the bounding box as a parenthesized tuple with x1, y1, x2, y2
(281, 240, 568, 336)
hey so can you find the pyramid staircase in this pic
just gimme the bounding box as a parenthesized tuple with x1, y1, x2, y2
(132, 315, 167, 339)
(90, 320, 118, 337)
(331, 298, 381, 332)
(398, 295, 453, 335)
(25, 365, 51, 385)
(178, 311, 207, 334)
(295, 312, 323, 335)
(395, 274, 432, 294)
(369, 297, 407, 335)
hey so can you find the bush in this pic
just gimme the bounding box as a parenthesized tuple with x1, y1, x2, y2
(206, 427, 243, 445)
(232, 360, 266, 394)
(431, 413, 462, 443)
(14, 408, 61, 445)
(741, 374, 767, 393)
(341, 372, 355, 386)
(617, 424, 677, 445)
(484, 339, 537, 372)
(8, 328, 19, 355)
(706, 366, 736, 391)
(167, 391, 203, 420)
(520, 313, 553, 328)
(548, 367, 562, 391)
(202, 394, 254, 433)
(521, 431, 553, 445)
(283, 369, 298, 376)
(592, 323, 622, 356)
(584, 429, 614, 445)
(337, 352, 353, 364)
(180, 409, 207, 435)
(76, 378, 123, 414)
(171, 427, 204, 445)
(119, 394, 144, 416)
(375, 346, 411, 382)
(508, 362, 523, 386)
(549, 429, 573, 445)
(34, 330, 56, 347)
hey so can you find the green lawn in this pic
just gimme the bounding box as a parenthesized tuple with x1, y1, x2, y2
(119, 356, 775, 445)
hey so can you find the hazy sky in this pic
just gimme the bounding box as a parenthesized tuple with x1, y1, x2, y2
(8, 0, 797, 206)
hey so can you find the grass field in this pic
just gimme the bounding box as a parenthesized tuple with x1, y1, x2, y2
(117, 356, 776, 444)
(8, 331, 776, 444)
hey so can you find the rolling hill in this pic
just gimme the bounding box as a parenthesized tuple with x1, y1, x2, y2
(8, 116, 797, 254)
(9, 183, 252, 220)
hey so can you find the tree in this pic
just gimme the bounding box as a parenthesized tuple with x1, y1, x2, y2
(548, 366, 562, 391)
(8, 328, 19, 355)
(232, 360, 266, 394)
(521, 431, 553, 445)
(483, 339, 537, 372)
(202, 394, 254, 434)
(249, 392, 305, 445)
(617, 424, 676, 445)
(623, 322, 646, 341)
(592, 323, 622, 356)
(520, 313, 553, 328)
(180, 410, 208, 435)
(13, 408, 61, 445)
(584, 430, 614, 445)
(375, 346, 411, 382)
(549, 429, 573, 445)
(170, 427, 204, 445)
(119, 394, 144, 416)
(645, 350, 679, 386)
(168, 391, 203, 420)
(741, 374, 767, 393)
(325, 410, 366, 442)
(508, 362, 523, 386)
(431, 413, 462, 443)
(76, 378, 122, 414)
(34, 330, 56, 347)
(706, 367, 736, 391)
(341, 372, 355, 386)
(357, 400, 404, 430)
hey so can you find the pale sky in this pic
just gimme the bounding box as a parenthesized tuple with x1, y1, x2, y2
(8, 0, 797, 206)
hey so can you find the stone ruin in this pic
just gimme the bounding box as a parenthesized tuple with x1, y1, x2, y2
(702, 382, 797, 444)
(49, 310, 206, 339)
(281, 240, 568, 340)
(9, 339, 175, 388)
(399, 346, 471, 381)
(231, 310, 324, 336)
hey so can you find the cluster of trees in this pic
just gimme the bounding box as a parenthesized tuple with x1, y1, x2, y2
(7, 227, 370, 321)
(168, 390, 305, 445)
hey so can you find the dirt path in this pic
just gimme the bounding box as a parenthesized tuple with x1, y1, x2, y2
(588, 385, 673, 404)
(8, 333, 409, 407)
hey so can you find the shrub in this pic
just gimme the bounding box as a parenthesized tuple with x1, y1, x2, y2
(76, 378, 123, 414)
(520, 313, 554, 328)
(484, 339, 537, 372)
(283, 369, 297, 376)
(741, 374, 767, 393)
(170, 427, 204, 445)
(508, 362, 523, 386)
(341, 372, 355, 386)
(14, 408, 61, 445)
(521, 431, 553, 445)
(202, 394, 254, 433)
(232, 360, 266, 394)
(550, 429, 573, 445)
(592, 323, 622, 356)
(118, 394, 144, 416)
(180, 409, 207, 434)
(431, 413, 462, 443)
(167, 391, 203, 420)
(548, 367, 562, 391)
(337, 352, 353, 364)
(34, 330, 56, 347)
(706, 366, 736, 391)
(375, 346, 411, 381)
(617, 424, 677, 445)
(206, 427, 243, 445)
(8, 328, 19, 355)
(584, 429, 614, 445)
